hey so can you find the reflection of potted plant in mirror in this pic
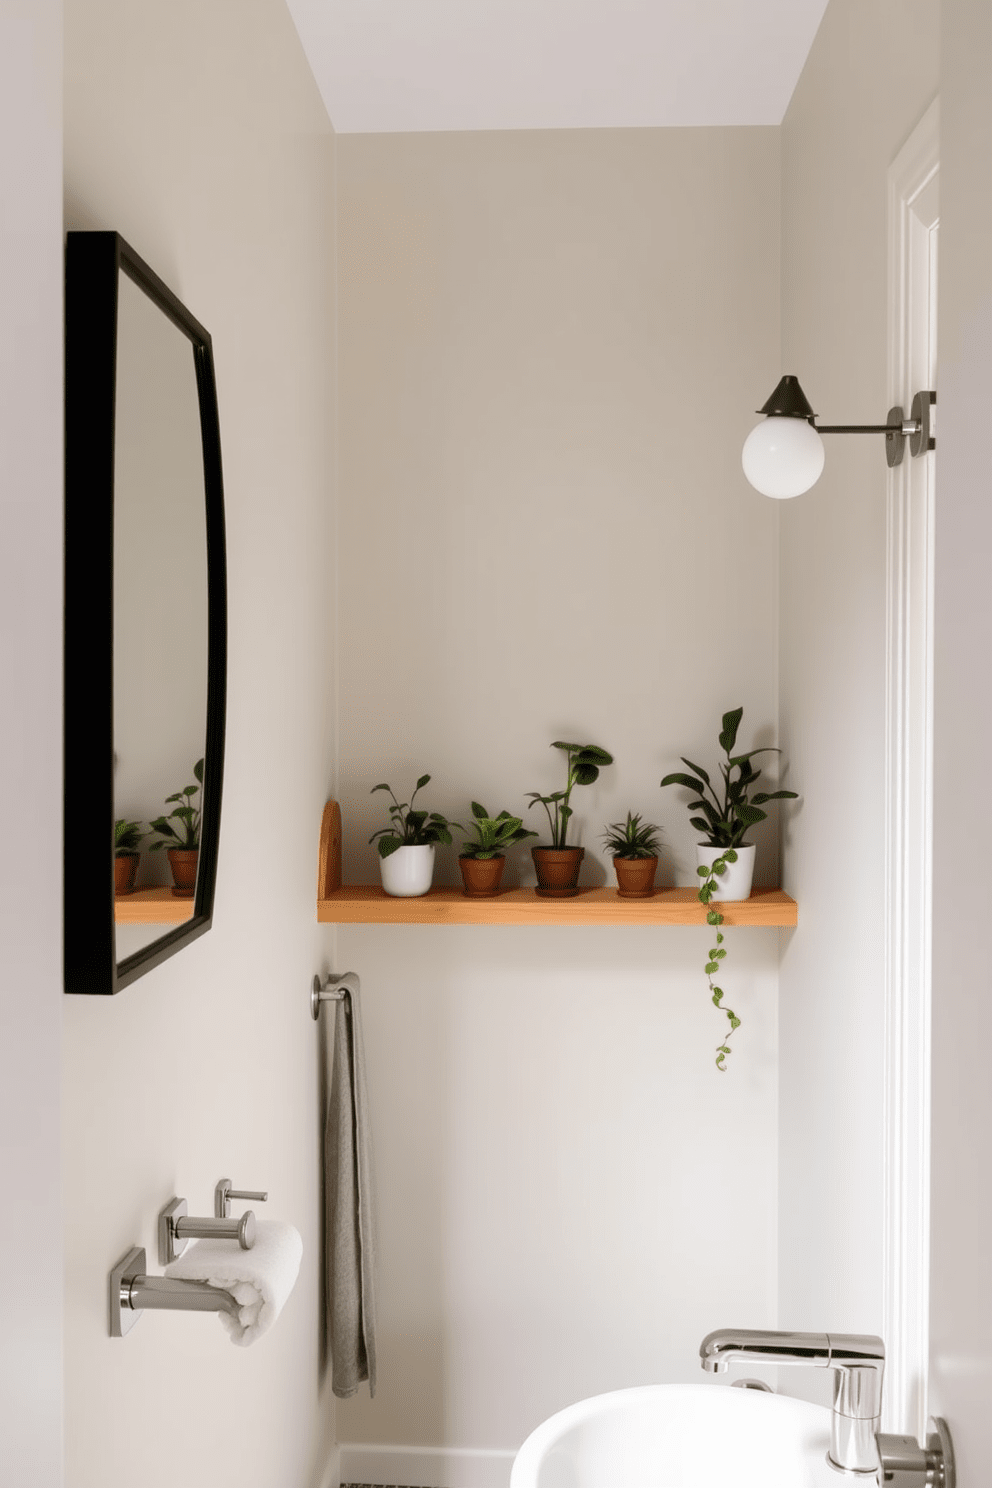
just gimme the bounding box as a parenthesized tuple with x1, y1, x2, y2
(526, 740, 613, 898)
(369, 774, 457, 897)
(457, 804, 538, 898)
(114, 818, 144, 897)
(148, 757, 203, 899)
(660, 707, 798, 901)
(601, 812, 662, 899)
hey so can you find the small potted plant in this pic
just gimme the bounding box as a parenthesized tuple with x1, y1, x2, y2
(114, 817, 144, 896)
(457, 803, 538, 898)
(148, 757, 203, 898)
(526, 740, 613, 897)
(601, 811, 662, 898)
(660, 707, 798, 901)
(369, 774, 457, 897)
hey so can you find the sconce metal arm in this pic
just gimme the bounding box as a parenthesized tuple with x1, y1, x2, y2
(818, 391, 935, 467)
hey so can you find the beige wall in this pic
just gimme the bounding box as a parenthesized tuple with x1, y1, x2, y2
(777, 0, 938, 1373)
(335, 127, 785, 1467)
(62, 2, 337, 1485)
(929, 0, 992, 1472)
(0, 2, 64, 1483)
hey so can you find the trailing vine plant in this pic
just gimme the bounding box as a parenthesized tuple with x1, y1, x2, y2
(697, 847, 741, 1072)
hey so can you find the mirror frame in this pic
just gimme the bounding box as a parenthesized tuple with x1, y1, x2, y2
(64, 231, 227, 995)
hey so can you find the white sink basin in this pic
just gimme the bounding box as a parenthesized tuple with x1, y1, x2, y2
(510, 1382, 839, 1488)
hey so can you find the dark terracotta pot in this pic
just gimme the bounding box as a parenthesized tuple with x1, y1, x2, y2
(167, 847, 199, 899)
(532, 846, 585, 898)
(114, 852, 140, 896)
(613, 855, 658, 899)
(458, 854, 506, 898)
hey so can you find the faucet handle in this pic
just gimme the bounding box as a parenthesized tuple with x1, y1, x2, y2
(214, 1177, 269, 1219)
(876, 1417, 954, 1488)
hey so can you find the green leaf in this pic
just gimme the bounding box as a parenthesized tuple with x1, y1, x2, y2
(705, 962, 720, 975)
(727, 747, 778, 766)
(577, 746, 613, 765)
(377, 835, 403, 858)
(572, 763, 600, 786)
(680, 757, 712, 786)
(719, 707, 744, 754)
(661, 771, 707, 794)
(371, 783, 391, 794)
(706, 910, 722, 925)
(416, 774, 431, 789)
(750, 790, 799, 803)
(471, 801, 488, 819)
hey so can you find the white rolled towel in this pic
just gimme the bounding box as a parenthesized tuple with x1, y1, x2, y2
(165, 1220, 303, 1346)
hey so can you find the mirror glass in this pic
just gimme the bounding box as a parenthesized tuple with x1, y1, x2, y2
(112, 274, 209, 960)
(64, 232, 226, 994)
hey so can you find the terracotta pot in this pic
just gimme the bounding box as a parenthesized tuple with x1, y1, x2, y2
(114, 852, 140, 896)
(167, 847, 199, 899)
(458, 854, 506, 898)
(532, 845, 585, 898)
(613, 855, 658, 899)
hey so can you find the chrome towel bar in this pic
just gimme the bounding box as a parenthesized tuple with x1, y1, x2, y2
(312, 971, 360, 1021)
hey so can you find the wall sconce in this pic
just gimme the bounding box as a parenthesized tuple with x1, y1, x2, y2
(742, 375, 936, 499)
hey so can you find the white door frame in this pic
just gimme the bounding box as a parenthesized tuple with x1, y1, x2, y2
(883, 96, 938, 1441)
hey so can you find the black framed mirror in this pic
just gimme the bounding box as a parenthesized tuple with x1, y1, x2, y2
(64, 231, 227, 994)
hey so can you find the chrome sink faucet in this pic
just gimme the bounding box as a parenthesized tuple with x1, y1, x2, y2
(700, 1328, 885, 1477)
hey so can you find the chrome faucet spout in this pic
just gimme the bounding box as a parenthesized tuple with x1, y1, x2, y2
(699, 1329, 884, 1478)
(700, 1328, 832, 1373)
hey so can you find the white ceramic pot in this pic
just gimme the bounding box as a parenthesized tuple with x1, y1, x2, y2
(379, 844, 435, 897)
(695, 843, 756, 901)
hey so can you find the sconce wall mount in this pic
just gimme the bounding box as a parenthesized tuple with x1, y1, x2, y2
(743, 375, 936, 498)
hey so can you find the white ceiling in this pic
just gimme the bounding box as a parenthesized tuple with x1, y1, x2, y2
(285, 0, 831, 135)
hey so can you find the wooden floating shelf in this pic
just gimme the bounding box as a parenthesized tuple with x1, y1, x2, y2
(317, 802, 797, 928)
(114, 888, 196, 925)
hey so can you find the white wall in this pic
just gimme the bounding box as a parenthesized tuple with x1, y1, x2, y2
(61, 2, 338, 1485)
(335, 127, 785, 1461)
(0, 3, 64, 1484)
(929, 0, 992, 1472)
(777, 0, 938, 1377)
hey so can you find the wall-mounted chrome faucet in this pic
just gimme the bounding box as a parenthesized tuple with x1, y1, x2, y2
(111, 1245, 241, 1336)
(700, 1328, 885, 1476)
(699, 1329, 955, 1486)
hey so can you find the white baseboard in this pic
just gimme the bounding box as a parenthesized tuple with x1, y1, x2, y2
(338, 1442, 515, 1488)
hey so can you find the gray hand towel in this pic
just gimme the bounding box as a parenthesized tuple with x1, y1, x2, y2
(326, 984, 377, 1397)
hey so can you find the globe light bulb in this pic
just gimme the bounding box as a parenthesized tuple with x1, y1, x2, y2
(742, 416, 826, 499)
